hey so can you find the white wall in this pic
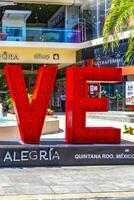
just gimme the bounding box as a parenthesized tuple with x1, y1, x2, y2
(2, 19, 25, 27)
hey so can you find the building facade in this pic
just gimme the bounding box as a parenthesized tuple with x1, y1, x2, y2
(79, 0, 133, 111)
(0, 0, 133, 111)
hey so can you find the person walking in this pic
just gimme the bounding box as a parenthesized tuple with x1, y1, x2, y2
(0, 99, 3, 119)
(60, 91, 66, 112)
(2, 99, 8, 116)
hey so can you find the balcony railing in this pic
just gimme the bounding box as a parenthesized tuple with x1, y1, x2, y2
(0, 27, 81, 43)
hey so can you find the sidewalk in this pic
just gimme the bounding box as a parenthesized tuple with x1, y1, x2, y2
(0, 166, 134, 199)
(0, 113, 134, 199)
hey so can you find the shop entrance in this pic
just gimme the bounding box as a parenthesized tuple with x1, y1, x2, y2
(101, 83, 125, 111)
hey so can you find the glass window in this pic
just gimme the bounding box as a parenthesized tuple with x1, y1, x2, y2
(81, 0, 112, 40)
(106, 0, 111, 14)
(81, 0, 98, 39)
(6, 27, 22, 37)
(97, 0, 105, 37)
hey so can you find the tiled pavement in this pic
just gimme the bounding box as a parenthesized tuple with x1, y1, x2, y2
(0, 166, 134, 199)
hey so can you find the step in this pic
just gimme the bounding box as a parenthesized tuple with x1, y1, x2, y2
(87, 112, 134, 117)
(88, 115, 134, 123)
(87, 113, 134, 123)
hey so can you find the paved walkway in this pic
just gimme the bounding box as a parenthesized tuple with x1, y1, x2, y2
(0, 166, 134, 199)
(0, 113, 134, 199)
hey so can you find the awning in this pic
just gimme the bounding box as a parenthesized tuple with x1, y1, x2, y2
(122, 67, 134, 76)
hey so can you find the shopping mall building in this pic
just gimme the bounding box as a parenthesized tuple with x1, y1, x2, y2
(0, 0, 133, 111)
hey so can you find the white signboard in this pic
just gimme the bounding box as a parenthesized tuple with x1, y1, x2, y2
(126, 81, 134, 105)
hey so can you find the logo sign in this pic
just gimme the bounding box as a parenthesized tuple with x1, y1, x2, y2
(34, 53, 59, 61)
(89, 84, 100, 95)
(53, 54, 59, 60)
(4, 65, 122, 145)
(126, 81, 134, 105)
(34, 54, 50, 60)
(95, 56, 123, 67)
(0, 51, 19, 61)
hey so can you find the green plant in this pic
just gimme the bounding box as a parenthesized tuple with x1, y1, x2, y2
(6, 93, 33, 111)
(6, 94, 13, 110)
(28, 93, 32, 103)
(103, 0, 134, 63)
(0, 72, 8, 91)
(123, 125, 134, 134)
(6, 94, 55, 115)
(47, 108, 54, 116)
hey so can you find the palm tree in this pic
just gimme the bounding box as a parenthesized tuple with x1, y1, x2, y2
(103, 0, 134, 63)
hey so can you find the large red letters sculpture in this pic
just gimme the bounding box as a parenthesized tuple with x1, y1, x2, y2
(66, 66, 122, 144)
(4, 65, 57, 144)
(4, 65, 122, 144)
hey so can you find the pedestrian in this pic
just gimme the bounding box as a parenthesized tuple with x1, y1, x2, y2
(2, 99, 8, 116)
(0, 99, 3, 119)
(60, 91, 66, 112)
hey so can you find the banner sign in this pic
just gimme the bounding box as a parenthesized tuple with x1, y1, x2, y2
(0, 141, 134, 167)
(0, 48, 76, 64)
(126, 81, 134, 105)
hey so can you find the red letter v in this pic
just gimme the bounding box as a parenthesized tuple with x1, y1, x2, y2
(4, 65, 57, 144)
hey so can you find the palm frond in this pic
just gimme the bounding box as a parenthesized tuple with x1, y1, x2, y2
(103, 0, 134, 62)
(125, 34, 134, 63)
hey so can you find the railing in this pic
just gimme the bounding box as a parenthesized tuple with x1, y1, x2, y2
(0, 27, 81, 43)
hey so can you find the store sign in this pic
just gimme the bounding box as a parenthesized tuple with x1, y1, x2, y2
(126, 81, 134, 105)
(95, 56, 124, 67)
(89, 84, 99, 95)
(0, 51, 19, 61)
(4, 65, 122, 144)
(34, 53, 50, 60)
(34, 53, 60, 61)
(0, 48, 75, 64)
